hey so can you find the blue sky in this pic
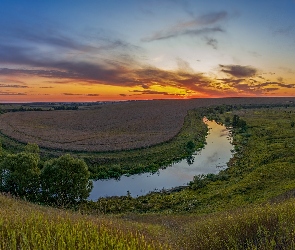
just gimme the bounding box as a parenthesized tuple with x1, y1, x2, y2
(0, 0, 295, 102)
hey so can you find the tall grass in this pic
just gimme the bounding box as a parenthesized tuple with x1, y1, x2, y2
(170, 199, 295, 249)
(0, 194, 169, 249)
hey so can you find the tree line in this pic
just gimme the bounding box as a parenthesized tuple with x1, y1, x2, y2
(0, 142, 92, 207)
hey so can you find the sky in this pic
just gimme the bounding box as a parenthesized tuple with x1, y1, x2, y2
(0, 0, 295, 102)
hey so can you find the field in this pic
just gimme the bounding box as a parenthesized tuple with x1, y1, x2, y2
(1, 98, 295, 152)
(2, 99, 295, 248)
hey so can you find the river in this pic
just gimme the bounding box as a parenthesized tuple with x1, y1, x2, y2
(88, 118, 233, 200)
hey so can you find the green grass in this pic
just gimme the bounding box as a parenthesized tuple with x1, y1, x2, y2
(3, 193, 295, 249)
(0, 194, 170, 249)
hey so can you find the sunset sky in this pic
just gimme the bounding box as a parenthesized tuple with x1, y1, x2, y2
(1, 0, 295, 102)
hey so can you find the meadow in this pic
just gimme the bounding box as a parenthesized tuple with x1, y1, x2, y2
(2, 98, 295, 249)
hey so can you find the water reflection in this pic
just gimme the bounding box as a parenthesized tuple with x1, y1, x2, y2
(89, 119, 234, 200)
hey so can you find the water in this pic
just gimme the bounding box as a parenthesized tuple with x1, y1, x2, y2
(88, 119, 234, 200)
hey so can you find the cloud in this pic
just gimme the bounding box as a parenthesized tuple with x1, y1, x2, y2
(63, 93, 82, 96)
(219, 65, 257, 78)
(0, 91, 27, 95)
(130, 89, 185, 96)
(259, 81, 295, 89)
(142, 11, 227, 42)
(0, 84, 28, 88)
(273, 25, 295, 37)
(142, 27, 224, 42)
(264, 87, 279, 92)
(86, 94, 100, 96)
(176, 58, 194, 73)
(217, 78, 245, 85)
(204, 37, 218, 49)
(119, 93, 127, 97)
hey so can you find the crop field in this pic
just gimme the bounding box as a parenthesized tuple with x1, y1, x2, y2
(0, 98, 295, 152)
(0, 100, 188, 152)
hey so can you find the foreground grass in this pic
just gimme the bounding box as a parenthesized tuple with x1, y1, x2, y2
(0, 194, 169, 249)
(3, 193, 295, 249)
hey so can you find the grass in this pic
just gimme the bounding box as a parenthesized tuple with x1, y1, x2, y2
(160, 199, 295, 249)
(3, 193, 295, 249)
(3, 104, 295, 248)
(0, 194, 170, 249)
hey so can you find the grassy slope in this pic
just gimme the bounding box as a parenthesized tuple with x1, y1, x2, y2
(0, 194, 170, 249)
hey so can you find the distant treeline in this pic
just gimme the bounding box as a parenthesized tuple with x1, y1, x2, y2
(4, 105, 79, 112)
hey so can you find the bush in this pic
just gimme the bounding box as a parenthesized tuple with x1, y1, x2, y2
(41, 154, 93, 206)
(0, 152, 40, 200)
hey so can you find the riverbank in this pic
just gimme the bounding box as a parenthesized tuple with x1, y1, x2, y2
(88, 119, 233, 200)
(80, 106, 295, 214)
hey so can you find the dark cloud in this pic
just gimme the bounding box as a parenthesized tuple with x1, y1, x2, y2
(204, 37, 218, 49)
(87, 94, 100, 96)
(217, 78, 245, 85)
(119, 93, 127, 96)
(130, 89, 185, 96)
(259, 81, 295, 89)
(141, 84, 150, 89)
(142, 27, 224, 42)
(39, 86, 54, 88)
(142, 11, 227, 42)
(219, 65, 257, 78)
(264, 87, 279, 92)
(63, 93, 82, 96)
(1, 24, 137, 56)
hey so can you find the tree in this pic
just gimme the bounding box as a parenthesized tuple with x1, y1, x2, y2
(41, 154, 93, 206)
(24, 143, 40, 155)
(225, 116, 231, 125)
(0, 152, 40, 200)
(232, 115, 240, 128)
(186, 140, 195, 154)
